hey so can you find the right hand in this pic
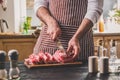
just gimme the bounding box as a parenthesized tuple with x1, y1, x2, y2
(47, 21, 61, 41)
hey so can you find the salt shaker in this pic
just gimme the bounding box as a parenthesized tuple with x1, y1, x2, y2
(0, 51, 7, 80)
(99, 57, 109, 74)
(88, 56, 98, 73)
(8, 49, 20, 79)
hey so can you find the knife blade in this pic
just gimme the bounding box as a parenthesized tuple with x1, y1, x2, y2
(56, 39, 74, 57)
(56, 39, 65, 51)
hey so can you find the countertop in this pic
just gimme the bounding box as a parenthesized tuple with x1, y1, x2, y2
(5, 62, 120, 80)
(0, 32, 120, 39)
(0, 33, 36, 39)
(93, 32, 120, 37)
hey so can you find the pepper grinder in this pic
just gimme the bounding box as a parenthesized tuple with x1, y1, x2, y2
(0, 51, 7, 80)
(8, 49, 20, 80)
(99, 57, 109, 74)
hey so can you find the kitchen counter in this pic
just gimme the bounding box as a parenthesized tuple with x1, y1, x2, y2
(5, 62, 120, 80)
(93, 32, 120, 37)
(0, 33, 36, 39)
(0, 31, 120, 39)
(0, 29, 40, 39)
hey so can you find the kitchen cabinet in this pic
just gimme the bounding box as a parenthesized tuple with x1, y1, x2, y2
(0, 35, 37, 61)
(93, 33, 120, 58)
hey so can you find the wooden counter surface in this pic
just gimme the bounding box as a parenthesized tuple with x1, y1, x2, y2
(93, 32, 120, 37)
(0, 33, 36, 39)
(0, 32, 120, 39)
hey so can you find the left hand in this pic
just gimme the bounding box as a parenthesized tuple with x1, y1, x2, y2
(67, 37, 80, 59)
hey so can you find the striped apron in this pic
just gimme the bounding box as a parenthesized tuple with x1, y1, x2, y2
(33, 0, 94, 61)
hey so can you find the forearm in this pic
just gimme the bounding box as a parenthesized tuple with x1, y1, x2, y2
(85, 0, 103, 24)
(36, 7, 57, 26)
(36, 7, 61, 40)
(73, 0, 103, 39)
(73, 18, 93, 39)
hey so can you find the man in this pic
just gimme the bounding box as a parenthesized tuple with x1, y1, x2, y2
(33, 0, 103, 62)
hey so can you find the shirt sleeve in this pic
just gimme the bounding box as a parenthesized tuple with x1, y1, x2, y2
(34, 0, 49, 15)
(84, 0, 103, 24)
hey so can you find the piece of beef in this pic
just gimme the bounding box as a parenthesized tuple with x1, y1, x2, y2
(53, 50, 73, 63)
(25, 50, 74, 65)
(44, 52, 54, 63)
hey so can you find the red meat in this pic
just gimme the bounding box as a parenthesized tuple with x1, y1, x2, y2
(44, 52, 54, 63)
(25, 50, 74, 65)
(53, 50, 73, 63)
(53, 52, 61, 63)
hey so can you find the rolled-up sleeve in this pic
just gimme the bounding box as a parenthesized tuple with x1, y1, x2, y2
(34, 0, 49, 15)
(85, 0, 103, 24)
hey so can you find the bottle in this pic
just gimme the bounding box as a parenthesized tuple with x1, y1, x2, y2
(0, 51, 7, 80)
(20, 17, 25, 33)
(98, 40, 104, 57)
(109, 40, 118, 73)
(98, 40, 108, 72)
(98, 40, 104, 71)
(23, 16, 32, 34)
(26, 16, 32, 29)
(109, 40, 117, 60)
(8, 50, 20, 80)
(99, 14, 104, 32)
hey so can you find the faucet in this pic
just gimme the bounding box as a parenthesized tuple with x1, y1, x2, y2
(0, 19, 9, 33)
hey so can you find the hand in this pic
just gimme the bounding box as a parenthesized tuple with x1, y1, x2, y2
(67, 37, 80, 59)
(47, 21, 61, 41)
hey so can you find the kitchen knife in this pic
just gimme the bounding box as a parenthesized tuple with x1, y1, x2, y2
(56, 39, 65, 51)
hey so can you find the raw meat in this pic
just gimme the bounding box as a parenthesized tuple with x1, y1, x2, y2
(25, 50, 74, 65)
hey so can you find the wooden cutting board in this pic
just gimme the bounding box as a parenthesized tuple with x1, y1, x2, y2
(24, 61, 82, 69)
